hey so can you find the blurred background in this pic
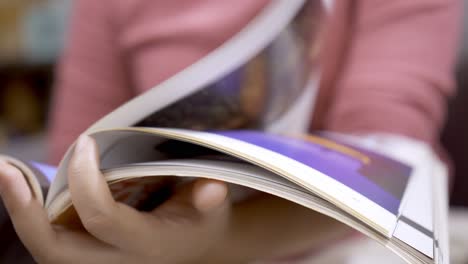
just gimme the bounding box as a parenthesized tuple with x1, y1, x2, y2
(0, 0, 69, 162)
(0, 0, 468, 207)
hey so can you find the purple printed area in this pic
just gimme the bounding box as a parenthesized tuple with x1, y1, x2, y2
(30, 162, 57, 183)
(215, 131, 407, 215)
(214, 67, 244, 96)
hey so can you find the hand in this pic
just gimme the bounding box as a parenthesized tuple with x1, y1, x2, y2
(0, 135, 230, 264)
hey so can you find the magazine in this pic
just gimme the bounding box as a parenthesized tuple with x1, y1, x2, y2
(0, 1, 449, 263)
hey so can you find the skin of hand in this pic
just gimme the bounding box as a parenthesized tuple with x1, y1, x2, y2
(0, 135, 350, 263)
(0, 135, 230, 264)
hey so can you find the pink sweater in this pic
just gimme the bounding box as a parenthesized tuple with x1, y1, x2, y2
(48, 0, 460, 164)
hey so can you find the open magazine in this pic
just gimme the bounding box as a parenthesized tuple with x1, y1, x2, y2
(0, 1, 449, 263)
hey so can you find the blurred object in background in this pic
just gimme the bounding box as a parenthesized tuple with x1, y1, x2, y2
(0, 1, 24, 64)
(442, 0, 468, 207)
(0, 0, 69, 65)
(21, 0, 69, 64)
(0, 65, 53, 162)
(449, 208, 468, 263)
(4, 79, 43, 134)
(0, 0, 70, 162)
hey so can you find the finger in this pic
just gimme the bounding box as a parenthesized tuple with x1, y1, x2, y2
(154, 179, 230, 236)
(151, 179, 231, 259)
(0, 161, 58, 261)
(0, 161, 122, 263)
(155, 179, 228, 215)
(192, 179, 228, 212)
(68, 135, 156, 250)
(154, 178, 231, 222)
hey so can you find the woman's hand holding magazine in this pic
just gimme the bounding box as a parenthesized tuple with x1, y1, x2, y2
(0, 134, 353, 263)
(0, 135, 233, 263)
(1, 130, 442, 264)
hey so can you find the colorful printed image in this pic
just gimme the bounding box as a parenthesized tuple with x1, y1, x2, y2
(135, 1, 325, 130)
(52, 176, 176, 229)
(109, 177, 175, 212)
(215, 131, 412, 215)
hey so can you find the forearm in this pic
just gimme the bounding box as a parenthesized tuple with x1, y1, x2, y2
(201, 192, 351, 263)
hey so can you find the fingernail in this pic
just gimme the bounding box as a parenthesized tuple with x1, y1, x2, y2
(75, 135, 90, 153)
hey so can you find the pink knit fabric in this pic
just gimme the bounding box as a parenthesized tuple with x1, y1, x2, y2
(48, 0, 461, 165)
(320, 0, 461, 147)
